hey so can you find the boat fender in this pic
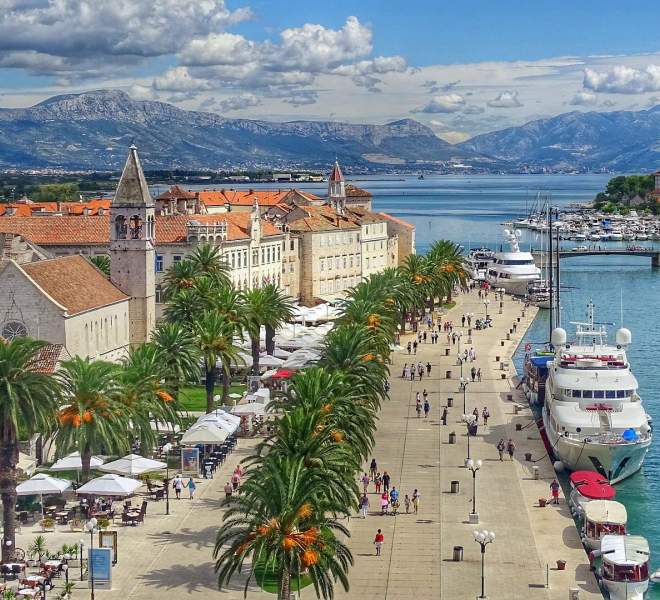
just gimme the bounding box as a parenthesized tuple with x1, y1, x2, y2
(553, 461, 565, 472)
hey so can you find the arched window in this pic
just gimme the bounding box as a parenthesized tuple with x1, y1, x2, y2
(2, 321, 27, 341)
(114, 215, 127, 239)
(129, 214, 143, 239)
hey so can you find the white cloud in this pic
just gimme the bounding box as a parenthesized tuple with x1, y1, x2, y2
(179, 33, 257, 67)
(218, 93, 261, 112)
(416, 93, 465, 113)
(569, 90, 597, 106)
(583, 65, 660, 94)
(487, 90, 522, 108)
(153, 67, 214, 92)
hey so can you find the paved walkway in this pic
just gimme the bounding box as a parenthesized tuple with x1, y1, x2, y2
(25, 289, 600, 600)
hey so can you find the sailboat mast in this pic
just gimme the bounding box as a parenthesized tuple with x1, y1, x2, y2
(548, 204, 554, 342)
(555, 207, 561, 329)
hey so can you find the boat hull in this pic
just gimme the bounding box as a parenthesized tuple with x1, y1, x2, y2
(602, 579, 648, 600)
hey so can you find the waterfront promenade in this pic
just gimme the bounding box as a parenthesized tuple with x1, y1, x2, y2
(19, 290, 601, 600)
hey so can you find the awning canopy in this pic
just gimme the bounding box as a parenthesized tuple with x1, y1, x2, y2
(50, 451, 105, 472)
(584, 500, 627, 525)
(76, 474, 142, 497)
(99, 454, 167, 476)
(271, 368, 295, 379)
(17, 473, 71, 496)
(181, 423, 229, 444)
(231, 403, 266, 416)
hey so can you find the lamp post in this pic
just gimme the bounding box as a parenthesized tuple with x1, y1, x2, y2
(85, 518, 98, 600)
(483, 299, 490, 320)
(473, 529, 495, 599)
(461, 414, 476, 462)
(459, 378, 469, 414)
(456, 331, 463, 355)
(457, 355, 464, 379)
(466, 458, 483, 516)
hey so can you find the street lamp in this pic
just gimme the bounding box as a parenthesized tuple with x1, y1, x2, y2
(483, 299, 490, 320)
(78, 539, 84, 582)
(473, 529, 495, 599)
(456, 331, 463, 354)
(460, 413, 476, 462)
(466, 458, 483, 518)
(459, 377, 469, 414)
(85, 517, 98, 600)
(162, 442, 173, 516)
(457, 355, 464, 378)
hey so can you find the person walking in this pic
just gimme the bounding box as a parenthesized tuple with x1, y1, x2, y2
(423, 331, 427, 343)
(361, 472, 370, 494)
(462, 314, 466, 327)
(426, 361, 432, 376)
(470, 366, 477, 382)
(482, 406, 490, 426)
(186, 477, 196, 500)
(441, 406, 448, 425)
(416, 400, 422, 418)
(422, 389, 428, 403)
(497, 438, 505, 461)
(407, 342, 411, 355)
(472, 407, 479, 424)
(402, 363, 407, 378)
(507, 438, 516, 460)
(223, 481, 233, 498)
(412, 489, 420, 514)
(477, 368, 482, 382)
(374, 529, 385, 556)
(382, 471, 391, 493)
(413, 340, 418, 354)
(410, 368, 415, 381)
(423, 398, 431, 419)
(550, 479, 560, 505)
(359, 493, 370, 518)
(370, 458, 378, 481)
(231, 470, 241, 491)
(415, 391, 421, 405)
(173, 474, 183, 499)
(380, 493, 389, 516)
(375, 472, 382, 493)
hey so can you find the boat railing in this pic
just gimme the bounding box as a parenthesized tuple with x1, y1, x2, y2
(561, 430, 651, 444)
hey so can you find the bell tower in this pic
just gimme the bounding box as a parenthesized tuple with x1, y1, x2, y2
(109, 145, 156, 345)
(328, 160, 346, 214)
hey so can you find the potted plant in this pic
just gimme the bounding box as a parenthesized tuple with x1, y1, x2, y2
(56, 581, 75, 600)
(96, 517, 110, 530)
(27, 535, 47, 566)
(2, 589, 18, 599)
(41, 516, 55, 532)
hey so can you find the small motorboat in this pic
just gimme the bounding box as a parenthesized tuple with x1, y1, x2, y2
(594, 535, 649, 600)
(568, 470, 615, 518)
(581, 500, 627, 550)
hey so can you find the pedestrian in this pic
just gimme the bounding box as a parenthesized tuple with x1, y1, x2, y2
(416, 400, 422, 418)
(411, 368, 415, 381)
(186, 477, 196, 500)
(374, 529, 384, 555)
(426, 361, 432, 375)
(375, 472, 382, 493)
(224, 481, 233, 498)
(412, 489, 420, 514)
(402, 363, 407, 378)
(413, 340, 418, 354)
(404, 494, 411, 514)
(382, 471, 391, 493)
(423, 399, 430, 419)
(462, 314, 466, 327)
(477, 368, 482, 382)
(423, 331, 427, 343)
(482, 406, 490, 426)
(550, 479, 560, 505)
(359, 493, 370, 518)
(472, 407, 479, 424)
(471, 366, 476, 382)
(361, 472, 370, 494)
(390, 486, 399, 504)
(415, 391, 421, 404)
(468, 315, 472, 327)
(370, 458, 378, 480)
(380, 493, 389, 515)
(173, 474, 183, 499)
(231, 470, 241, 491)
(441, 406, 448, 425)
(404, 365, 410, 379)
(407, 341, 411, 355)
(422, 389, 428, 403)
(497, 438, 505, 461)
(507, 438, 516, 460)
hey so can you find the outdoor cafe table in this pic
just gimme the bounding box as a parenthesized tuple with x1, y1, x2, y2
(42, 560, 61, 570)
(22, 575, 46, 587)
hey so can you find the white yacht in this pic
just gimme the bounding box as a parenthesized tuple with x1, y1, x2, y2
(543, 302, 652, 484)
(596, 535, 650, 600)
(486, 227, 541, 295)
(464, 248, 495, 281)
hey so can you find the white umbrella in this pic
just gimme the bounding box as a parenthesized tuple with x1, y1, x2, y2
(99, 454, 167, 477)
(259, 354, 284, 368)
(231, 403, 266, 416)
(17, 473, 72, 522)
(50, 451, 105, 471)
(199, 409, 241, 425)
(76, 474, 142, 497)
(228, 392, 243, 399)
(181, 424, 228, 445)
(196, 412, 239, 434)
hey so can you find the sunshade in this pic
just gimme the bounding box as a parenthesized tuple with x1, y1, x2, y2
(195, 411, 239, 434)
(260, 369, 278, 380)
(271, 368, 295, 379)
(259, 354, 284, 368)
(231, 403, 266, 416)
(181, 423, 229, 444)
(76, 474, 142, 497)
(50, 451, 105, 471)
(584, 500, 627, 525)
(99, 454, 167, 476)
(17, 474, 71, 496)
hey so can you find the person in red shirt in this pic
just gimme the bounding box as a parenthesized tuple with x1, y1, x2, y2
(374, 529, 384, 556)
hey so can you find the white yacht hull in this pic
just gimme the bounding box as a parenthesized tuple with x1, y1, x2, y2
(487, 277, 537, 296)
(602, 579, 648, 600)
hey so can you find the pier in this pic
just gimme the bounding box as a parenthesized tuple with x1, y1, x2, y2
(532, 247, 660, 268)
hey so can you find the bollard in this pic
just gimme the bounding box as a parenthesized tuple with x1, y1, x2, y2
(509, 328, 513, 334)
(506, 333, 511, 340)
(453, 546, 463, 561)
(448, 432, 456, 444)
(517, 317, 521, 322)
(501, 340, 505, 346)
(447, 397, 453, 407)
(450, 480, 460, 493)
(445, 370, 452, 379)
(495, 355, 500, 362)
(525, 452, 532, 461)
(445, 348, 450, 356)
(501, 373, 506, 379)
(533, 466, 540, 480)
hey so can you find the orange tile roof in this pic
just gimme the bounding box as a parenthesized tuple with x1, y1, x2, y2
(198, 189, 292, 207)
(377, 212, 415, 230)
(28, 344, 70, 373)
(22, 255, 128, 315)
(0, 213, 283, 246)
(345, 184, 372, 197)
(0, 199, 111, 217)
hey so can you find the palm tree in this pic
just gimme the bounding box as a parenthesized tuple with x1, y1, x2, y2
(0, 337, 59, 561)
(426, 240, 468, 304)
(242, 288, 269, 375)
(261, 284, 295, 355)
(152, 323, 201, 394)
(162, 259, 198, 300)
(214, 457, 353, 600)
(87, 255, 110, 277)
(193, 312, 244, 412)
(53, 357, 129, 482)
(187, 243, 231, 288)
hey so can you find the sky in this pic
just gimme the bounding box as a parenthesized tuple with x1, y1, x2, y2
(1, 0, 660, 142)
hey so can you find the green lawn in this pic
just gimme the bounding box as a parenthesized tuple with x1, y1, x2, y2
(178, 383, 247, 412)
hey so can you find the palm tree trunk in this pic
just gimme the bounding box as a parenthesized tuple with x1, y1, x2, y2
(278, 567, 291, 600)
(81, 445, 92, 484)
(265, 324, 276, 355)
(250, 334, 260, 376)
(205, 363, 217, 414)
(221, 366, 231, 405)
(0, 441, 18, 562)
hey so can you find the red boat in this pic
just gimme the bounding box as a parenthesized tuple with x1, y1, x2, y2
(569, 470, 616, 517)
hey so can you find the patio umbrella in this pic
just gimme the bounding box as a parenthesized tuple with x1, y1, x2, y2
(231, 403, 266, 416)
(50, 451, 105, 471)
(76, 474, 142, 497)
(99, 454, 167, 477)
(196, 411, 239, 434)
(260, 368, 278, 381)
(181, 424, 229, 445)
(228, 392, 243, 400)
(259, 354, 284, 368)
(17, 473, 72, 522)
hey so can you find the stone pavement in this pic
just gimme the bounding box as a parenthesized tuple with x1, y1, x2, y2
(22, 289, 600, 600)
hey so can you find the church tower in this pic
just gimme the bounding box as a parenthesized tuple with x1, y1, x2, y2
(109, 145, 156, 345)
(328, 160, 346, 214)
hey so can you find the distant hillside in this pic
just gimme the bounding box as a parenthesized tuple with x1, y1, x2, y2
(0, 90, 486, 170)
(457, 106, 660, 172)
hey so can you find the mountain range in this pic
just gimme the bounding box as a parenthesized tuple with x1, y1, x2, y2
(0, 89, 658, 172)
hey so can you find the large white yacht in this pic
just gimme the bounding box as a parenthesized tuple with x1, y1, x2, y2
(486, 227, 541, 295)
(543, 302, 652, 484)
(464, 248, 495, 280)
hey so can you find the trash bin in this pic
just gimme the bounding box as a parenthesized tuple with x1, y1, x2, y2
(501, 340, 505, 346)
(556, 560, 567, 571)
(447, 397, 453, 407)
(450, 480, 460, 494)
(525, 452, 532, 461)
(517, 317, 521, 322)
(539, 498, 547, 507)
(453, 546, 463, 561)
(495, 355, 500, 362)
(501, 373, 507, 379)
(445, 370, 452, 379)
(448, 432, 456, 444)
(506, 333, 511, 340)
